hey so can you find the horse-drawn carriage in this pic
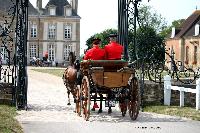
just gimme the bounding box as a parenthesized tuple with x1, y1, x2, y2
(63, 56, 140, 121)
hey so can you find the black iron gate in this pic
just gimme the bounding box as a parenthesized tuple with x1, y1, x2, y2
(118, 0, 200, 110)
(0, 0, 198, 110)
(0, 0, 28, 109)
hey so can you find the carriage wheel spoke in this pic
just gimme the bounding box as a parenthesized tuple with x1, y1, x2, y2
(81, 76, 90, 121)
(129, 78, 139, 120)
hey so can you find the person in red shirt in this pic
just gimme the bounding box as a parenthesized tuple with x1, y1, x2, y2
(43, 51, 48, 61)
(104, 34, 123, 114)
(104, 34, 123, 60)
(83, 38, 105, 112)
(84, 38, 105, 60)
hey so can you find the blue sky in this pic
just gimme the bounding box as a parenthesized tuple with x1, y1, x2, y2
(144, 0, 200, 25)
(30, 0, 200, 53)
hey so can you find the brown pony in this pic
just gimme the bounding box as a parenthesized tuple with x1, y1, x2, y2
(63, 52, 78, 105)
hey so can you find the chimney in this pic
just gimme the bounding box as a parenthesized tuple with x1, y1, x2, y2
(170, 27, 175, 38)
(71, 0, 78, 14)
(37, 0, 43, 10)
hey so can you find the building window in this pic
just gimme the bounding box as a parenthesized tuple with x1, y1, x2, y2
(195, 24, 199, 36)
(65, 8, 72, 16)
(64, 44, 72, 60)
(49, 8, 56, 15)
(48, 44, 55, 61)
(48, 24, 56, 39)
(31, 24, 37, 38)
(64, 24, 71, 39)
(193, 46, 197, 65)
(185, 46, 189, 64)
(30, 44, 37, 58)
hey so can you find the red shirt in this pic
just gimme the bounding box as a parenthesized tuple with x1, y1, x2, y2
(44, 51, 48, 58)
(104, 42, 123, 60)
(84, 45, 105, 60)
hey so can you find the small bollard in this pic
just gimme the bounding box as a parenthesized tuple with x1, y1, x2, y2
(196, 78, 200, 110)
(179, 87, 184, 107)
(164, 75, 171, 106)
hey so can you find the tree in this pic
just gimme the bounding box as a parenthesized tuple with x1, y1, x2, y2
(160, 19, 185, 38)
(138, 5, 167, 33)
(128, 5, 167, 61)
(135, 26, 165, 63)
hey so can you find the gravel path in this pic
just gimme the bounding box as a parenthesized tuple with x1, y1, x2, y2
(15, 67, 200, 133)
(16, 67, 82, 122)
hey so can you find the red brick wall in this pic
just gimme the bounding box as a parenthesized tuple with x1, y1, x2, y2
(165, 38, 200, 69)
(184, 38, 200, 67)
(165, 39, 180, 68)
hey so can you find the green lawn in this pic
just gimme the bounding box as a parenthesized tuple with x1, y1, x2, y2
(0, 105, 23, 133)
(143, 104, 200, 121)
(32, 68, 65, 77)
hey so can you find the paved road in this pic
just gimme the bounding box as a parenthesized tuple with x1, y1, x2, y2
(16, 67, 200, 133)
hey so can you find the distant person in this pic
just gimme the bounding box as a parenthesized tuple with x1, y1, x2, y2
(104, 34, 123, 60)
(84, 38, 105, 60)
(43, 51, 48, 61)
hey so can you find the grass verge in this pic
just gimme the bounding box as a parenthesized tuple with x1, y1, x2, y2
(0, 105, 23, 133)
(143, 103, 200, 121)
(31, 69, 64, 77)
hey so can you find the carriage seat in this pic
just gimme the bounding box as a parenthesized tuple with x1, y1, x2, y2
(80, 60, 128, 71)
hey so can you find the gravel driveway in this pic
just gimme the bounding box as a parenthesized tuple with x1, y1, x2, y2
(16, 67, 200, 133)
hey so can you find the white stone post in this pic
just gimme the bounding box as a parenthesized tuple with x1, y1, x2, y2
(164, 75, 171, 106)
(179, 87, 184, 107)
(196, 78, 200, 110)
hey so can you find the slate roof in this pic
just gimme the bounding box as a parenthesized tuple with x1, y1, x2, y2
(44, 0, 79, 16)
(0, 0, 39, 15)
(28, 2, 40, 15)
(175, 10, 200, 38)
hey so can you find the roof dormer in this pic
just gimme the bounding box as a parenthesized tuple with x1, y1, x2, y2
(48, 5, 56, 16)
(64, 5, 72, 17)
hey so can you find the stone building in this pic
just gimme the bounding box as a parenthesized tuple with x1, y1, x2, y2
(165, 10, 200, 69)
(0, 0, 80, 66)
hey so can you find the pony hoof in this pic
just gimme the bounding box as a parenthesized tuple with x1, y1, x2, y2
(67, 103, 71, 105)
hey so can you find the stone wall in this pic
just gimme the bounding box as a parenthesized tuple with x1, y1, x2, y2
(0, 83, 14, 105)
(143, 81, 163, 104)
(143, 80, 196, 107)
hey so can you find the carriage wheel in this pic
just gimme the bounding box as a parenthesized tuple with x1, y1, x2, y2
(128, 77, 140, 120)
(81, 76, 90, 121)
(75, 85, 81, 116)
